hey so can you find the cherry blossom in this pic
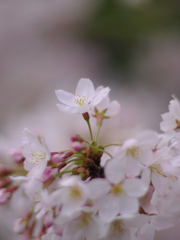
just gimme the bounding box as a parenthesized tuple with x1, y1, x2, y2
(160, 97, 180, 132)
(55, 78, 110, 114)
(22, 128, 51, 179)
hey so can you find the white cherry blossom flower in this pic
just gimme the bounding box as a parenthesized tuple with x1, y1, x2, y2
(160, 97, 180, 132)
(22, 128, 51, 179)
(92, 88, 120, 117)
(57, 175, 89, 217)
(55, 78, 110, 114)
(116, 131, 158, 177)
(88, 158, 147, 223)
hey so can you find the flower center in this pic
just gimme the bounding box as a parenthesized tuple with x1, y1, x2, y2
(69, 186, 82, 201)
(78, 212, 92, 228)
(175, 119, 180, 130)
(111, 220, 124, 235)
(126, 146, 143, 159)
(74, 94, 86, 106)
(150, 163, 166, 177)
(30, 150, 46, 165)
(111, 184, 123, 196)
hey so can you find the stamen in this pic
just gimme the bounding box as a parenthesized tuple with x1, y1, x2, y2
(74, 94, 87, 106)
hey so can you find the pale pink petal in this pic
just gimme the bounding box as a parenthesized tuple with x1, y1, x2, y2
(169, 98, 180, 119)
(170, 155, 180, 167)
(96, 96, 110, 112)
(24, 128, 42, 148)
(151, 216, 174, 230)
(122, 178, 147, 197)
(27, 162, 47, 179)
(138, 223, 155, 240)
(75, 78, 95, 102)
(87, 178, 111, 199)
(91, 87, 110, 106)
(106, 101, 120, 116)
(118, 195, 139, 215)
(55, 90, 75, 107)
(24, 158, 33, 171)
(125, 157, 142, 177)
(160, 113, 176, 132)
(105, 157, 125, 184)
(57, 104, 78, 113)
(99, 195, 120, 222)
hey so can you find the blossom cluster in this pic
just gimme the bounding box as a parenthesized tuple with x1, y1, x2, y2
(2, 79, 180, 240)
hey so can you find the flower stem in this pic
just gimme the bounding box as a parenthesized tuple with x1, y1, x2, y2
(82, 112, 93, 141)
(103, 143, 121, 148)
(97, 148, 113, 158)
(95, 123, 101, 145)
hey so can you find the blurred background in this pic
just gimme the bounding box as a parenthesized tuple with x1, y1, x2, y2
(0, 0, 180, 239)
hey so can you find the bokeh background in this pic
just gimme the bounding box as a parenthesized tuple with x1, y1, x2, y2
(1, 0, 180, 239)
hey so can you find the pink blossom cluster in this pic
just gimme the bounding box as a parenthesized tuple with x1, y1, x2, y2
(1, 79, 180, 240)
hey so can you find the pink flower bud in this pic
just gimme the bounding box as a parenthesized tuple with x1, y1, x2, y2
(0, 189, 11, 204)
(71, 134, 84, 142)
(10, 149, 24, 164)
(0, 167, 12, 177)
(71, 142, 86, 152)
(41, 167, 58, 182)
(43, 211, 53, 228)
(65, 151, 74, 158)
(0, 177, 11, 188)
(14, 218, 26, 234)
(52, 153, 66, 163)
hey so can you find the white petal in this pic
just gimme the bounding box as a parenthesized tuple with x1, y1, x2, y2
(24, 158, 33, 171)
(87, 178, 111, 199)
(23, 128, 42, 148)
(27, 162, 47, 179)
(160, 113, 176, 132)
(106, 101, 121, 116)
(138, 223, 155, 240)
(151, 216, 174, 230)
(123, 178, 147, 197)
(75, 78, 95, 101)
(96, 96, 110, 112)
(55, 89, 75, 107)
(99, 195, 120, 222)
(57, 104, 78, 113)
(118, 196, 139, 215)
(170, 155, 180, 167)
(105, 157, 125, 184)
(91, 87, 110, 106)
(169, 98, 180, 119)
(125, 157, 142, 177)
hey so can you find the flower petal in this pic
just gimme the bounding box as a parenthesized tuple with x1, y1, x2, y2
(105, 157, 125, 184)
(106, 101, 120, 116)
(57, 104, 78, 113)
(122, 178, 147, 197)
(75, 78, 95, 101)
(55, 90, 75, 107)
(91, 87, 110, 106)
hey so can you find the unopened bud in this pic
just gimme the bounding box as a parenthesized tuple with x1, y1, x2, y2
(65, 151, 74, 158)
(71, 142, 86, 152)
(52, 153, 66, 163)
(73, 166, 89, 180)
(10, 149, 25, 164)
(14, 218, 27, 234)
(0, 177, 11, 188)
(71, 134, 84, 142)
(0, 167, 12, 177)
(82, 112, 90, 121)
